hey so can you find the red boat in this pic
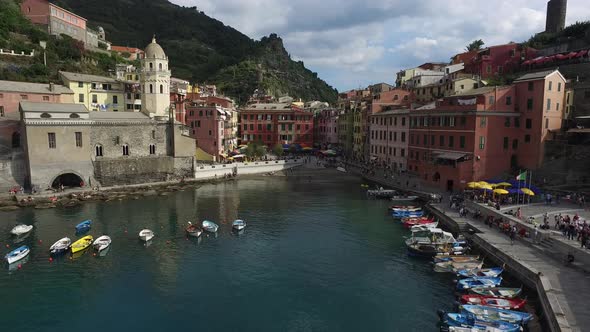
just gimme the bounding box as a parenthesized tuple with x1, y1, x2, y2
(402, 217, 436, 228)
(460, 294, 527, 310)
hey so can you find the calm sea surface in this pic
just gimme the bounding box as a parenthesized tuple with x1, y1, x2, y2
(0, 175, 455, 331)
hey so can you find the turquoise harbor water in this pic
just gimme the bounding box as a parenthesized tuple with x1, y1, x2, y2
(0, 175, 455, 331)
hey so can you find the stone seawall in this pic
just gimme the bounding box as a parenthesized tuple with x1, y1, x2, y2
(194, 160, 303, 179)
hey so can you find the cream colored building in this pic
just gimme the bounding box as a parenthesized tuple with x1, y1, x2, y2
(141, 36, 171, 120)
(59, 71, 125, 112)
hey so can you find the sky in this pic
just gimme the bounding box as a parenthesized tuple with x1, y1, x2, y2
(170, 0, 590, 92)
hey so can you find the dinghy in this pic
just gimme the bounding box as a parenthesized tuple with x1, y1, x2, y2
(457, 277, 502, 291)
(49, 237, 71, 255)
(433, 255, 480, 264)
(92, 235, 112, 252)
(434, 261, 483, 273)
(202, 220, 219, 233)
(461, 305, 533, 325)
(232, 219, 246, 231)
(460, 295, 527, 311)
(5, 245, 30, 264)
(442, 313, 520, 332)
(186, 222, 202, 237)
(457, 267, 503, 278)
(75, 220, 92, 233)
(10, 224, 33, 235)
(409, 223, 439, 232)
(139, 229, 154, 242)
(71, 236, 93, 253)
(470, 287, 522, 299)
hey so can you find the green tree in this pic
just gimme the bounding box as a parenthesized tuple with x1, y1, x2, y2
(272, 143, 284, 156)
(466, 39, 485, 51)
(245, 142, 266, 159)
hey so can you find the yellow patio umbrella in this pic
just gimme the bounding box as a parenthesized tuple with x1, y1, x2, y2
(479, 183, 493, 190)
(493, 188, 509, 195)
(521, 188, 535, 196)
(466, 182, 480, 189)
(496, 182, 512, 187)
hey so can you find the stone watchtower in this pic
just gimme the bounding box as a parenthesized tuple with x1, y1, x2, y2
(140, 36, 171, 120)
(545, 0, 567, 34)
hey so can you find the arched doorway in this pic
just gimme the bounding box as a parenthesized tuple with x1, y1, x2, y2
(51, 173, 84, 189)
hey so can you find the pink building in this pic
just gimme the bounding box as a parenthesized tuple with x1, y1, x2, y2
(21, 0, 88, 44)
(185, 105, 224, 160)
(314, 109, 339, 148)
(0, 80, 73, 153)
(369, 109, 409, 171)
(455, 43, 537, 80)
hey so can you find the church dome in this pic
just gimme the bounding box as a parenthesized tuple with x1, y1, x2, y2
(144, 36, 166, 59)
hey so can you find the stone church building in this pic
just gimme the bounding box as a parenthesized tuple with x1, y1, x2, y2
(20, 37, 196, 190)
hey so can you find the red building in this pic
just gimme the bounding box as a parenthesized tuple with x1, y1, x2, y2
(453, 43, 537, 80)
(407, 70, 565, 191)
(239, 103, 314, 148)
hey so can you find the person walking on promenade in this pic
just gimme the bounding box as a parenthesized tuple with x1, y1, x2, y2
(510, 226, 517, 245)
(533, 226, 539, 244)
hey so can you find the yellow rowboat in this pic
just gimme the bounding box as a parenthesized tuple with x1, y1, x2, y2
(71, 235, 93, 253)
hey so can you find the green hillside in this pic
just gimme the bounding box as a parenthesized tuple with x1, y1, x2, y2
(52, 0, 338, 104)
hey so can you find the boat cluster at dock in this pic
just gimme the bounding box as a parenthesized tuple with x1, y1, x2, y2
(389, 203, 533, 332)
(5, 218, 247, 268)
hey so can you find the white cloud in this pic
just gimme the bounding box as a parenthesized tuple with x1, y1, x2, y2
(170, 0, 590, 91)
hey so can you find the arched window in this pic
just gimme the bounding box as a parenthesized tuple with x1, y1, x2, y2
(158, 63, 162, 71)
(149, 144, 156, 155)
(40, 112, 51, 118)
(95, 144, 103, 157)
(149, 84, 153, 94)
(122, 144, 129, 156)
(69, 113, 79, 118)
(160, 84, 163, 94)
(149, 62, 153, 70)
(11, 132, 20, 148)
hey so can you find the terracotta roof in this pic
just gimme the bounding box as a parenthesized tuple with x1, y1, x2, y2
(513, 70, 562, 82)
(111, 46, 144, 53)
(0, 80, 73, 95)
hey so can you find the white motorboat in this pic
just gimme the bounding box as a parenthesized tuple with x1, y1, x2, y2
(93, 235, 112, 251)
(49, 237, 71, 255)
(10, 224, 33, 236)
(232, 219, 246, 231)
(202, 220, 219, 233)
(410, 222, 439, 232)
(139, 229, 154, 242)
(5, 245, 30, 264)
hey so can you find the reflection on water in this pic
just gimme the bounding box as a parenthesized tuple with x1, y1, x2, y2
(13, 232, 31, 244)
(7, 254, 29, 272)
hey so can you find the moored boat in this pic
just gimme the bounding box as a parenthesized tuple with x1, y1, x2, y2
(391, 195, 418, 202)
(461, 305, 533, 325)
(389, 205, 420, 211)
(139, 229, 154, 242)
(457, 277, 502, 291)
(434, 261, 483, 273)
(402, 217, 435, 228)
(367, 188, 397, 199)
(202, 220, 219, 233)
(460, 295, 527, 311)
(10, 224, 33, 235)
(409, 223, 439, 232)
(232, 219, 246, 230)
(5, 245, 30, 264)
(457, 267, 503, 278)
(71, 236, 93, 253)
(470, 287, 523, 299)
(186, 222, 202, 237)
(406, 228, 459, 257)
(75, 220, 92, 233)
(92, 235, 112, 252)
(442, 312, 521, 332)
(433, 255, 480, 264)
(49, 237, 71, 255)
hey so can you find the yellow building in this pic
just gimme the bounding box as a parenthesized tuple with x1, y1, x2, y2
(59, 71, 125, 112)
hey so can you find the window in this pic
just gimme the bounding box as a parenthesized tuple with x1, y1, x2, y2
(486, 65, 492, 73)
(525, 135, 531, 143)
(78, 82, 83, 88)
(439, 135, 444, 147)
(401, 149, 405, 157)
(149, 84, 153, 94)
(498, 65, 503, 74)
(558, 82, 562, 92)
(12, 132, 20, 148)
(548, 81, 552, 91)
(480, 116, 487, 128)
(48, 133, 56, 149)
(42, 96, 50, 101)
(460, 116, 466, 126)
(20, 94, 28, 100)
(546, 99, 551, 111)
(504, 117, 510, 127)
(449, 117, 455, 127)
(512, 139, 518, 150)
(528, 82, 534, 91)
(197, 120, 200, 127)
(0, 106, 4, 117)
(122, 144, 129, 156)
(149, 144, 156, 155)
(460, 136, 465, 149)
(423, 135, 427, 146)
(488, 96, 495, 105)
(159, 63, 162, 71)
(503, 137, 509, 150)
(149, 63, 153, 70)
(556, 102, 560, 111)
(113, 96, 118, 104)
(75, 132, 82, 147)
(431, 135, 434, 146)
(160, 85, 163, 94)
(401, 118, 406, 126)
(267, 124, 271, 130)
(258, 124, 263, 131)
(40, 112, 51, 118)
(448, 136, 454, 148)
(506, 96, 512, 105)
(78, 94, 84, 103)
(479, 136, 485, 150)
(250, 124, 254, 131)
(92, 94, 97, 103)
(527, 98, 533, 110)
(401, 132, 406, 142)
(545, 118, 549, 129)
(526, 118, 532, 129)
(514, 117, 520, 128)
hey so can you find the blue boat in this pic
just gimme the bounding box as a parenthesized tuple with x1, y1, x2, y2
(393, 211, 424, 218)
(5, 245, 30, 264)
(457, 277, 502, 291)
(461, 305, 533, 325)
(443, 313, 521, 332)
(457, 267, 504, 278)
(75, 220, 92, 233)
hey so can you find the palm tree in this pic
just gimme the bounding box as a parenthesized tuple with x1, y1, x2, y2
(466, 39, 485, 52)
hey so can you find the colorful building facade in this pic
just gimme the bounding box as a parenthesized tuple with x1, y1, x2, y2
(369, 109, 409, 171)
(314, 108, 339, 148)
(59, 71, 125, 112)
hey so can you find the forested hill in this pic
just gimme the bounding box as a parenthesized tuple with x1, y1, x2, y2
(52, 0, 338, 104)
